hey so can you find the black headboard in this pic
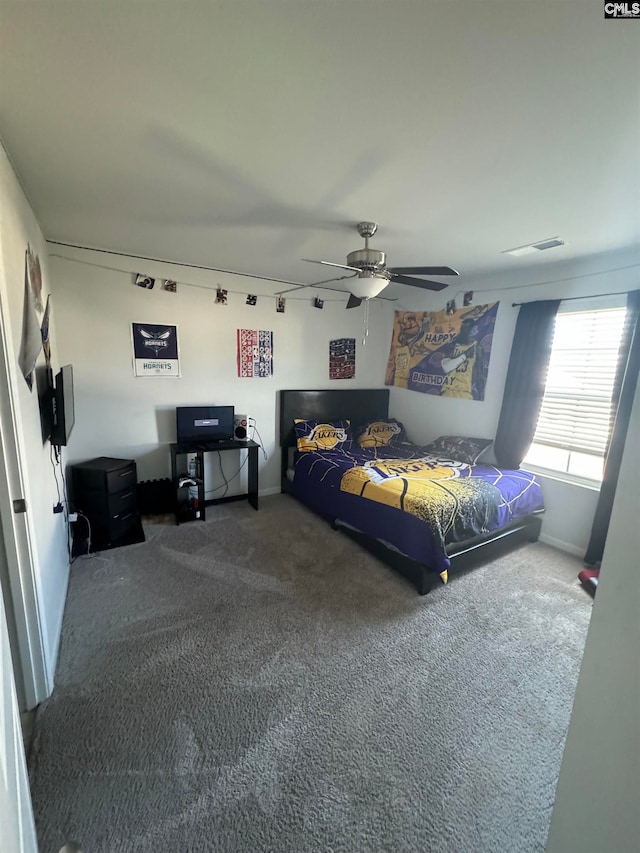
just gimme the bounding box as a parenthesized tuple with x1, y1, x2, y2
(279, 388, 390, 490)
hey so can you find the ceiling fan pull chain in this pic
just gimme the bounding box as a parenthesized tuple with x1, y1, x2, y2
(362, 298, 370, 346)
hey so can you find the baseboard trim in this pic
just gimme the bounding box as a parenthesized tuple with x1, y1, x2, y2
(539, 533, 585, 559)
(259, 487, 281, 498)
(47, 562, 70, 694)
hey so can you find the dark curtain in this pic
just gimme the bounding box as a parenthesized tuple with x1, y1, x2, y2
(494, 299, 560, 469)
(584, 290, 640, 566)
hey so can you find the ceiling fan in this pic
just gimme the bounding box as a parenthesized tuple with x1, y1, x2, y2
(302, 221, 459, 306)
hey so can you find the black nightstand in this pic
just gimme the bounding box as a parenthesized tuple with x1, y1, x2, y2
(71, 456, 145, 551)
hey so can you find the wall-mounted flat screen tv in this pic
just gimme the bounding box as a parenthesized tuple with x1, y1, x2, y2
(51, 364, 75, 446)
(176, 405, 234, 444)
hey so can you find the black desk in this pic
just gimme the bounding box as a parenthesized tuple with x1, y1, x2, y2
(170, 439, 259, 524)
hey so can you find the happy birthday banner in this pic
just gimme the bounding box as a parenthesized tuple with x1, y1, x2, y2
(385, 304, 498, 400)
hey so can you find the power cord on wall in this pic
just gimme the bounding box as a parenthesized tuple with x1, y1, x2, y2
(50, 443, 64, 513)
(249, 418, 268, 461)
(204, 454, 250, 498)
(202, 417, 267, 498)
(70, 512, 92, 563)
(49, 441, 95, 561)
(217, 451, 229, 499)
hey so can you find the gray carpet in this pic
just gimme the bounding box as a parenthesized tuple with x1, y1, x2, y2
(29, 495, 592, 853)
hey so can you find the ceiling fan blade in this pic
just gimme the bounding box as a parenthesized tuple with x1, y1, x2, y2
(275, 273, 359, 296)
(389, 266, 459, 276)
(390, 273, 449, 291)
(301, 259, 361, 272)
(346, 294, 363, 309)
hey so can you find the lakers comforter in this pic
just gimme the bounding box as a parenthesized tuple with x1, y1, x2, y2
(291, 444, 544, 580)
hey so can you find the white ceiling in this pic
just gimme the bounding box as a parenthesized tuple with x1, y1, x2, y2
(1, 0, 639, 293)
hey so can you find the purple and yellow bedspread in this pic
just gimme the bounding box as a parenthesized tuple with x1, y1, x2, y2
(293, 443, 544, 580)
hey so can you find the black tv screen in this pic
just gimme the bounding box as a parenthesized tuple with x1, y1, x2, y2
(51, 364, 75, 446)
(176, 406, 234, 444)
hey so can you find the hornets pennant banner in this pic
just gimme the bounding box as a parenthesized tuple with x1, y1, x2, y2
(385, 304, 498, 400)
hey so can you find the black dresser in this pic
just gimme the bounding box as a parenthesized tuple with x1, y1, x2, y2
(71, 456, 144, 551)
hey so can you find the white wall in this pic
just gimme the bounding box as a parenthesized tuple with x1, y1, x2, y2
(49, 246, 392, 496)
(525, 475, 598, 558)
(545, 369, 640, 853)
(50, 245, 640, 553)
(387, 247, 640, 555)
(0, 144, 70, 688)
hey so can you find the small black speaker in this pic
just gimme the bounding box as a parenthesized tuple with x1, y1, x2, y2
(234, 414, 248, 440)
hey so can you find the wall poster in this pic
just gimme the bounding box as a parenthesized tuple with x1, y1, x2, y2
(237, 329, 273, 377)
(329, 338, 356, 379)
(19, 246, 44, 390)
(131, 322, 180, 377)
(385, 303, 498, 400)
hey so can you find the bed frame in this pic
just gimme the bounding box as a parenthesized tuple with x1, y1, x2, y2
(279, 388, 542, 594)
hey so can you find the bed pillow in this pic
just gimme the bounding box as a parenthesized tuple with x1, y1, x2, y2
(355, 418, 407, 448)
(294, 419, 352, 453)
(423, 435, 493, 465)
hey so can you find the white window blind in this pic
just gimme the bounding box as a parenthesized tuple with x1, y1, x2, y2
(532, 306, 627, 459)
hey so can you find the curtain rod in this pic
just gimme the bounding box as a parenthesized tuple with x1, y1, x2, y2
(512, 288, 638, 307)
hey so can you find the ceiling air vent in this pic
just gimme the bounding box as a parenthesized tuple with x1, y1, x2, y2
(532, 238, 565, 251)
(501, 237, 565, 256)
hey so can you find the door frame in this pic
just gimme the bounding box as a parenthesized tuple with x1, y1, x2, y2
(0, 576, 39, 853)
(0, 251, 50, 709)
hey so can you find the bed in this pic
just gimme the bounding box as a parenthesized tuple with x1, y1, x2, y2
(279, 388, 544, 594)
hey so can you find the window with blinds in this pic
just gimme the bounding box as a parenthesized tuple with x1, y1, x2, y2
(524, 304, 627, 481)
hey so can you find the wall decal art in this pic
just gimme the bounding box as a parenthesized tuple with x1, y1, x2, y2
(237, 329, 273, 378)
(131, 322, 180, 377)
(162, 279, 177, 293)
(246, 294, 257, 306)
(329, 338, 356, 380)
(385, 303, 499, 400)
(276, 297, 286, 313)
(216, 288, 228, 304)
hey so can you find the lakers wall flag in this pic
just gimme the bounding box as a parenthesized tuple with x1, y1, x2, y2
(385, 303, 498, 400)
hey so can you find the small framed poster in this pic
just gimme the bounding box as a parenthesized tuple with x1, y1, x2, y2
(131, 322, 180, 377)
(329, 338, 356, 379)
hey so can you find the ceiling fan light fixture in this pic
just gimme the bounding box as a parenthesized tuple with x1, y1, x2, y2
(304, 221, 456, 295)
(349, 274, 389, 300)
